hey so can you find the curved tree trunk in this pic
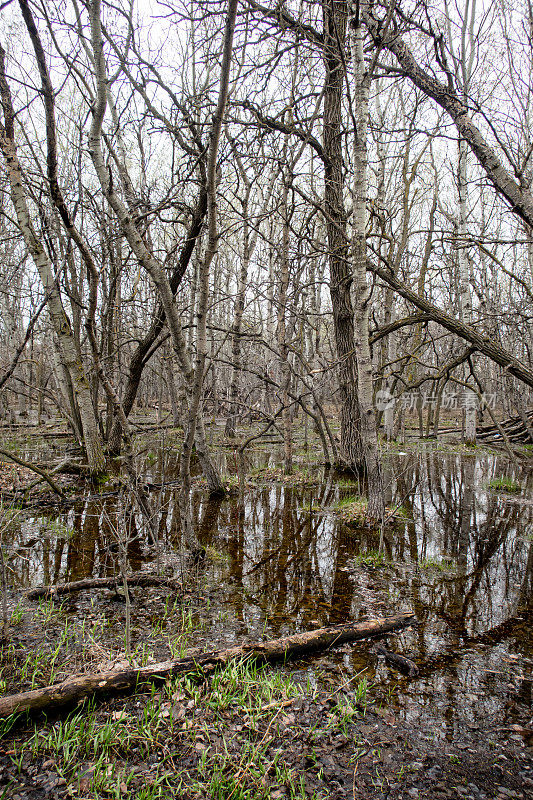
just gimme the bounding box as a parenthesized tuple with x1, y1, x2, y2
(87, 0, 224, 504)
(0, 46, 105, 475)
(107, 186, 207, 454)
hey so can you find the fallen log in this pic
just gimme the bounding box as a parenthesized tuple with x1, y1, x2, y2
(477, 409, 533, 444)
(0, 613, 416, 718)
(27, 572, 184, 600)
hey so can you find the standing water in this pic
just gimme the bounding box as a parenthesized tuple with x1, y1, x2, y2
(3, 447, 531, 745)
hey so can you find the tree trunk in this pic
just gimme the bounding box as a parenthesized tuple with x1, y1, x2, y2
(107, 186, 207, 453)
(363, 7, 533, 230)
(367, 259, 533, 389)
(449, 0, 479, 444)
(225, 161, 251, 439)
(350, 2, 384, 520)
(278, 169, 293, 473)
(0, 46, 105, 476)
(87, 0, 224, 500)
(177, 0, 239, 545)
(323, 0, 363, 471)
(27, 572, 184, 600)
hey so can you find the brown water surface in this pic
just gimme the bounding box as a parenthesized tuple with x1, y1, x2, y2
(4, 447, 532, 742)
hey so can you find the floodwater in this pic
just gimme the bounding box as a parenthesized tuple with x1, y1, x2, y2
(3, 446, 533, 742)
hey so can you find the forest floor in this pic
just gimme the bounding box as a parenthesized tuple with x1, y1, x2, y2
(0, 418, 531, 799)
(0, 586, 531, 800)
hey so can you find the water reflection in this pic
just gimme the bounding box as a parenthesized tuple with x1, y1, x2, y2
(2, 448, 532, 739)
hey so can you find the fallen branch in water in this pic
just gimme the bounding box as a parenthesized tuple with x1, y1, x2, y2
(22, 456, 74, 496)
(372, 643, 419, 677)
(26, 572, 184, 600)
(477, 408, 533, 444)
(0, 613, 416, 718)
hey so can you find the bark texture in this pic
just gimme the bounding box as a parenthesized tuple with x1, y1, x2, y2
(323, 0, 363, 471)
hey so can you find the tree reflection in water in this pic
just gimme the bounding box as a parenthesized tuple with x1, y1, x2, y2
(3, 449, 532, 738)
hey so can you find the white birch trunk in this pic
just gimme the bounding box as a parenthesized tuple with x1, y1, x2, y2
(350, 3, 384, 520)
(457, 136, 477, 444)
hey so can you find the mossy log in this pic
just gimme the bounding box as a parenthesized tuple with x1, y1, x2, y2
(0, 613, 416, 718)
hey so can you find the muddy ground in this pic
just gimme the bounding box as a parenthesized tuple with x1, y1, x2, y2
(0, 581, 531, 800)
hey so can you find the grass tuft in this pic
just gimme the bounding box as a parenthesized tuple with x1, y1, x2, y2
(3, 654, 371, 799)
(417, 556, 456, 573)
(354, 550, 391, 568)
(334, 496, 402, 528)
(485, 476, 521, 493)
